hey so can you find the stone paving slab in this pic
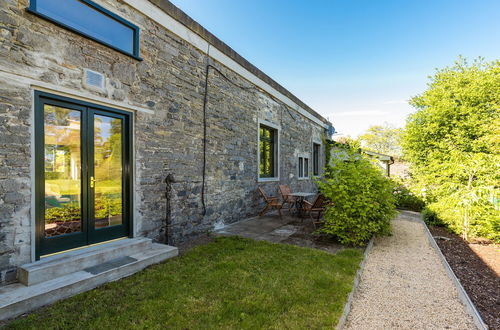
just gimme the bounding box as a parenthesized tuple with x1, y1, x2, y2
(344, 211, 478, 330)
(215, 213, 344, 253)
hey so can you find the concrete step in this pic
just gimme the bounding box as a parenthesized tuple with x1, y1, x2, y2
(0, 243, 178, 322)
(19, 238, 152, 286)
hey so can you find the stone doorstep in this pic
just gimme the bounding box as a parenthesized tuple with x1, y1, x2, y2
(0, 243, 178, 322)
(19, 238, 152, 286)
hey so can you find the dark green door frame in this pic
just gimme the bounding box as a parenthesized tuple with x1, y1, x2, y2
(34, 91, 133, 260)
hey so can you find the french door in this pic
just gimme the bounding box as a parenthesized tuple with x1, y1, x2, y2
(35, 92, 132, 259)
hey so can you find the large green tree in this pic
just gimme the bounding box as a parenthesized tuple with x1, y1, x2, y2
(359, 123, 403, 158)
(402, 57, 500, 241)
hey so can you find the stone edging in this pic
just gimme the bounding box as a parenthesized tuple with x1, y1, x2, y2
(421, 219, 488, 330)
(335, 237, 374, 330)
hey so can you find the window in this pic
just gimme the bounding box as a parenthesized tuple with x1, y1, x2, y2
(28, 0, 141, 59)
(298, 157, 309, 179)
(313, 143, 320, 176)
(259, 125, 277, 178)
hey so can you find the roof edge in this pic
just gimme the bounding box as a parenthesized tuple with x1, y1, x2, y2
(148, 0, 330, 125)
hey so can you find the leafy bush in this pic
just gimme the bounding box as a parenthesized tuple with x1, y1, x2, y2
(45, 195, 122, 223)
(45, 205, 81, 223)
(95, 195, 122, 220)
(421, 207, 443, 227)
(425, 195, 499, 242)
(318, 147, 396, 246)
(391, 179, 425, 211)
(402, 58, 500, 241)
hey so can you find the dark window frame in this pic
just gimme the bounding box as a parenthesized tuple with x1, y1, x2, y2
(313, 143, 320, 176)
(27, 0, 142, 60)
(34, 91, 134, 259)
(298, 156, 309, 179)
(259, 125, 277, 179)
(298, 157, 303, 178)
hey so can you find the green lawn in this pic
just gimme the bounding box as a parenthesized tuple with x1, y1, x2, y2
(45, 179, 121, 196)
(6, 237, 363, 329)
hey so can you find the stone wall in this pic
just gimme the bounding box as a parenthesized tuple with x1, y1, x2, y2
(0, 0, 329, 284)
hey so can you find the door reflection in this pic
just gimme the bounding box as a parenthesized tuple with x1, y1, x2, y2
(93, 115, 123, 229)
(44, 105, 82, 237)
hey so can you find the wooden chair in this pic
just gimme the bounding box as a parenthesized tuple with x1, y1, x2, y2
(279, 185, 297, 212)
(303, 194, 326, 227)
(258, 187, 283, 218)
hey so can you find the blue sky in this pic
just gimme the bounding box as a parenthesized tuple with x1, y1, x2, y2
(170, 0, 500, 137)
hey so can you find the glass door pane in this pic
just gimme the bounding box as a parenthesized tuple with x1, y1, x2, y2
(43, 105, 82, 237)
(93, 114, 123, 229)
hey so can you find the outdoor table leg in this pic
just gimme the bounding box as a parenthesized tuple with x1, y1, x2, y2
(296, 197, 305, 218)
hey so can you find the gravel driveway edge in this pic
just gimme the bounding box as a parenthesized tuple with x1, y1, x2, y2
(335, 238, 374, 330)
(421, 217, 488, 330)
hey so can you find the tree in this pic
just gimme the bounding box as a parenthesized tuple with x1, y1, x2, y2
(359, 123, 403, 158)
(402, 57, 500, 242)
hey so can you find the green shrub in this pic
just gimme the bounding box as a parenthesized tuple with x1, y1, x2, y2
(402, 58, 500, 241)
(318, 148, 396, 246)
(45, 205, 81, 223)
(391, 179, 425, 211)
(95, 195, 122, 220)
(421, 207, 443, 227)
(426, 196, 500, 242)
(45, 195, 122, 223)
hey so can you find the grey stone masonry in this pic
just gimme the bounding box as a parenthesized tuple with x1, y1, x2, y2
(0, 0, 331, 284)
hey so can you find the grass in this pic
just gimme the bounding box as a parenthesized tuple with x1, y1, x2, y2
(46, 179, 121, 196)
(6, 237, 363, 329)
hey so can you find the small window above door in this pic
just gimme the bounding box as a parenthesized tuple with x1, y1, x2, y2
(28, 0, 141, 59)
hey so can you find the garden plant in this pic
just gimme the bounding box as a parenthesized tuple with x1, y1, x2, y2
(403, 58, 500, 242)
(318, 144, 396, 246)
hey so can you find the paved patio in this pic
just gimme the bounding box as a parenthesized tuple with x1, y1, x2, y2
(215, 212, 344, 254)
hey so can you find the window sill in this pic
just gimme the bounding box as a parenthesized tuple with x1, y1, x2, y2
(258, 177, 280, 183)
(298, 177, 310, 181)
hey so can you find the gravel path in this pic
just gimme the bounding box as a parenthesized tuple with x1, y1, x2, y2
(344, 211, 477, 329)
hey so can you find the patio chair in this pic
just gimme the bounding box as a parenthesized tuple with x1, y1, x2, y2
(303, 194, 326, 228)
(278, 185, 297, 212)
(258, 187, 283, 218)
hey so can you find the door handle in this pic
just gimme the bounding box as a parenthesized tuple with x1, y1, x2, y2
(90, 176, 95, 188)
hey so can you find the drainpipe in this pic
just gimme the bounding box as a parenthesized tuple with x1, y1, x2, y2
(164, 173, 175, 245)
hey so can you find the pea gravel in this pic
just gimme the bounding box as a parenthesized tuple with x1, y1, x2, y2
(344, 212, 477, 329)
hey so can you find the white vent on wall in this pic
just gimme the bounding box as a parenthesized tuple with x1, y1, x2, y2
(84, 69, 105, 90)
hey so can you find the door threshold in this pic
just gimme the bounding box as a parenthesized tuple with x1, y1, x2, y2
(40, 237, 128, 259)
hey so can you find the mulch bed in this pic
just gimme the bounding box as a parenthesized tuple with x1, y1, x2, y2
(429, 226, 500, 329)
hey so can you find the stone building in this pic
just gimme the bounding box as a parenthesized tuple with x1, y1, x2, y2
(0, 0, 332, 298)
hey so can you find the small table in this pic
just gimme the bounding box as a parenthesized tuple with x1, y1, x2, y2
(289, 192, 316, 217)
